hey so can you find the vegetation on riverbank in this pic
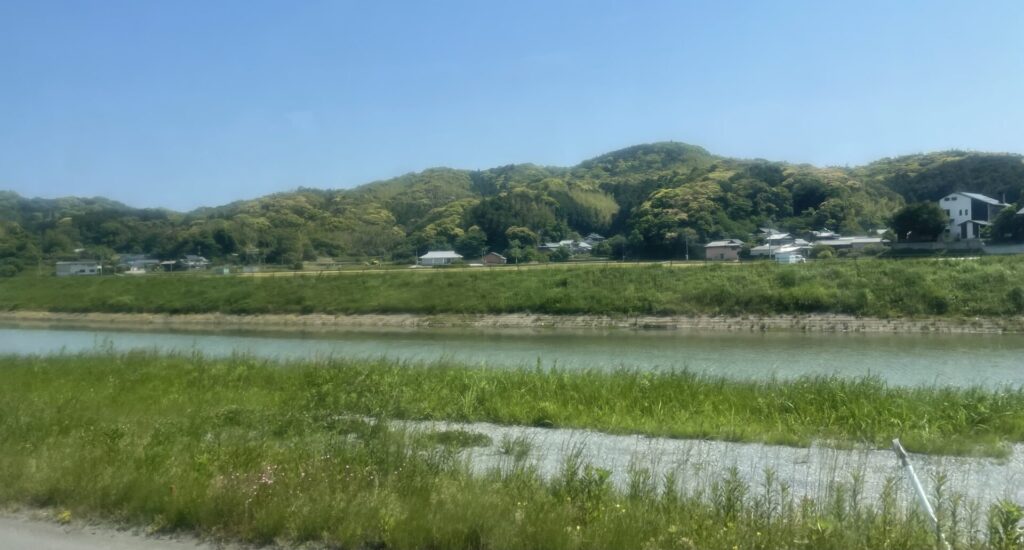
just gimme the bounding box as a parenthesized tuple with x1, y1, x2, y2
(1, 352, 1021, 549)
(4, 255, 1024, 318)
(4, 353, 1022, 457)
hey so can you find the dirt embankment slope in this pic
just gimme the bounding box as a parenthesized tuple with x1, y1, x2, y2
(1, 310, 1021, 334)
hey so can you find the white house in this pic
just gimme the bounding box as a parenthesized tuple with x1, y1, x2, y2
(418, 250, 463, 266)
(749, 239, 810, 258)
(939, 192, 1009, 240)
(55, 261, 101, 277)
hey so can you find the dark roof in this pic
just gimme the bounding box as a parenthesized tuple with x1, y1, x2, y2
(958, 192, 1005, 206)
(704, 239, 744, 247)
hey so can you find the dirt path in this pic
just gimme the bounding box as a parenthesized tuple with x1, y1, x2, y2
(2, 310, 1022, 334)
(0, 514, 219, 550)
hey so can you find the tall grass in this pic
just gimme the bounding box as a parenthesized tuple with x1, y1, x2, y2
(4, 353, 1022, 457)
(0, 352, 1018, 548)
(4, 256, 1024, 317)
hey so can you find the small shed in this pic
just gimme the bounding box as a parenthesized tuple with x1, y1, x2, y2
(482, 252, 507, 265)
(418, 251, 463, 266)
(703, 239, 744, 261)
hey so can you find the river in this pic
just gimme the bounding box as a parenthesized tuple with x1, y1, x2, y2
(2, 324, 1023, 387)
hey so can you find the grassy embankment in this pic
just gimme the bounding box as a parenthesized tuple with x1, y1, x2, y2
(3, 353, 1023, 549)
(3, 256, 1024, 317)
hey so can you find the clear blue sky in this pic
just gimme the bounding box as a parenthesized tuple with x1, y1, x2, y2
(2, 0, 1023, 210)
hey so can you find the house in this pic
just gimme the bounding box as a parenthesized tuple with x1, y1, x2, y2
(703, 239, 744, 261)
(482, 252, 507, 266)
(749, 239, 810, 258)
(55, 260, 101, 277)
(814, 236, 888, 250)
(939, 192, 1009, 240)
(180, 255, 211, 270)
(418, 250, 463, 266)
(583, 233, 606, 245)
(810, 229, 840, 240)
(765, 233, 795, 246)
(118, 254, 160, 273)
(539, 240, 591, 254)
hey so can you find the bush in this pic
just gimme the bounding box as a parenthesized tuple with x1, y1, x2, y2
(549, 247, 572, 262)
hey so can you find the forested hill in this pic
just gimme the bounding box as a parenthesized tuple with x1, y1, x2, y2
(2, 143, 1024, 273)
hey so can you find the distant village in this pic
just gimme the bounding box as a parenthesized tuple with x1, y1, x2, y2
(55, 191, 1024, 275)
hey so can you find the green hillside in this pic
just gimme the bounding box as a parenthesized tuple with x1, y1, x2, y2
(2, 143, 1024, 274)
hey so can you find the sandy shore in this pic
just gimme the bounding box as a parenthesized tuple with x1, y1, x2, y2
(1, 310, 1022, 334)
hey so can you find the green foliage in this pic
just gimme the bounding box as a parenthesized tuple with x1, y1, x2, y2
(549, 247, 572, 262)
(810, 244, 836, 259)
(891, 202, 949, 242)
(988, 499, 1024, 549)
(454, 226, 488, 259)
(863, 152, 1024, 203)
(4, 143, 1024, 266)
(992, 203, 1024, 243)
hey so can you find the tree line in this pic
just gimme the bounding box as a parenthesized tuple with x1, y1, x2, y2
(3, 143, 1024, 275)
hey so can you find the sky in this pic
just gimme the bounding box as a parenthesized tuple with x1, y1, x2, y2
(1, 0, 1023, 211)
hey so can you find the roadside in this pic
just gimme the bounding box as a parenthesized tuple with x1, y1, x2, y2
(0, 512, 221, 550)
(2, 310, 1022, 334)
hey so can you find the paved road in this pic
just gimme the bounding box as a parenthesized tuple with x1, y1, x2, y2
(0, 515, 218, 550)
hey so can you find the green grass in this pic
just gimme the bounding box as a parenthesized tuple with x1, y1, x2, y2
(5, 256, 1024, 317)
(4, 353, 1022, 458)
(1, 352, 1020, 549)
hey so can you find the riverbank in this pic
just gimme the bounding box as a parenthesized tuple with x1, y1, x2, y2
(3, 309, 1024, 334)
(1, 353, 1019, 549)
(5, 258, 1024, 321)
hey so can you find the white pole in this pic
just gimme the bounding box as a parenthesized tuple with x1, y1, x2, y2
(892, 439, 950, 550)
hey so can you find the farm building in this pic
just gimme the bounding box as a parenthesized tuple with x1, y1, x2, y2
(703, 239, 744, 261)
(482, 252, 507, 265)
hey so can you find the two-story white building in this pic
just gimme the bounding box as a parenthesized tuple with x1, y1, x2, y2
(939, 192, 1009, 240)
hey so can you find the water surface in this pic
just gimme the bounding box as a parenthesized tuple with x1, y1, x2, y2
(2, 324, 1022, 387)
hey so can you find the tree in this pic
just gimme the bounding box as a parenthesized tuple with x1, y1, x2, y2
(504, 226, 539, 247)
(809, 244, 835, 259)
(505, 240, 526, 264)
(991, 204, 1024, 243)
(603, 235, 629, 260)
(891, 203, 948, 242)
(454, 226, 488, 258)
(549, 246, 571, 262)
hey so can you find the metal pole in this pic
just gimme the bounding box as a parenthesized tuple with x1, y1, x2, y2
(892, 439, 950, 550)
